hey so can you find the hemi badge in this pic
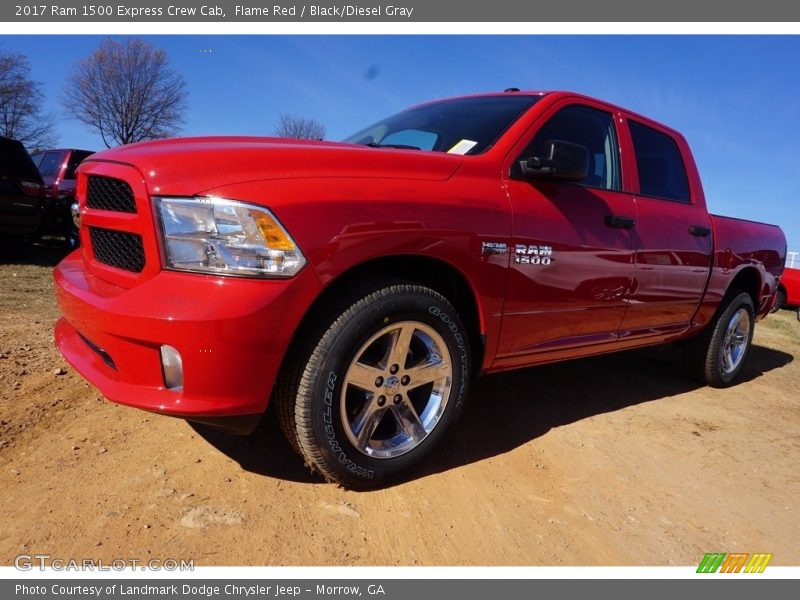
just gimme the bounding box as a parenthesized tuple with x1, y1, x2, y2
(481, 242, 508, 256)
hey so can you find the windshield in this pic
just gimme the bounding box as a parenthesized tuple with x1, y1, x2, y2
(37, 151, 63, 178)
(343, 95, 541, 155)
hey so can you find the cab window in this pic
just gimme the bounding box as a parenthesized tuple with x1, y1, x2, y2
(628, 121, 691, 203)
(65, 151, 93, 180)
(36, 151, 62, 178)
(519, 104, 621, 191)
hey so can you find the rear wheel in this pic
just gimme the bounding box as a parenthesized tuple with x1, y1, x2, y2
(770, 287, 786, 313)
(275, 282, 471, 488)
(682, 291, 755, 387)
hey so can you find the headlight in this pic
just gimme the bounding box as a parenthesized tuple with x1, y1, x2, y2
(153, 197, 306, 278)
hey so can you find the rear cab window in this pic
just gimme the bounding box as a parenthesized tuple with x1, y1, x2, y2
(65, 150, 93, 180)
(36, 151, 64, 179)
(628, 121, 691, 203)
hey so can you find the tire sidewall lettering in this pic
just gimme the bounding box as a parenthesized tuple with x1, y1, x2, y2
(428, 305, 470, 408)
(320, 369, 375, 480)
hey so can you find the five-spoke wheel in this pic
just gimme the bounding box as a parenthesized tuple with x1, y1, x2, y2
(276, 281, 471, 489)
(342, 321, 453, 459)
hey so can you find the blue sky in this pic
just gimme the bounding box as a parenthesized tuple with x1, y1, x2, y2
(4, 35, 799, 255)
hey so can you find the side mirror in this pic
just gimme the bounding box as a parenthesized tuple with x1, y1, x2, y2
(519, 139, 590, 182)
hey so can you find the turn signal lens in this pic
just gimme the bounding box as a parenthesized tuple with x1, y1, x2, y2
(254, 212, 297, 252)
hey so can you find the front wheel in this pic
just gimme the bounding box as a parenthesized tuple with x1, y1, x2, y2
(682, 291, 755, 387)
(66, 202, 81, 250)
(65, 224, 80, 250)
(276, 282, 471, 488)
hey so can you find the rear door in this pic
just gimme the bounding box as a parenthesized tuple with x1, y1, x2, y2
(496, 100, 636, 362)
(59, 150, 94, 198)
(617, 118, 713, 337)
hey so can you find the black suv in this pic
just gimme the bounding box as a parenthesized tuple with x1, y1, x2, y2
(0, 136, 46, 239)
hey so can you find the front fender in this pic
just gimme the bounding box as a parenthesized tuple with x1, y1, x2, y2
(203, 176, 512, 368)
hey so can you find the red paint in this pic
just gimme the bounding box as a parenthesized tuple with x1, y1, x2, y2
(53, 91, 788, 429)
(780, 268, 800, 307)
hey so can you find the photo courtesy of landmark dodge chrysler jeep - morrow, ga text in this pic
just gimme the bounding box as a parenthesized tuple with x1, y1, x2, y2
(54, 91, 787, 488)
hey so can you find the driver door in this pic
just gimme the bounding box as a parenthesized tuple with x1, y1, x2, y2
(495, 100, 636, 365)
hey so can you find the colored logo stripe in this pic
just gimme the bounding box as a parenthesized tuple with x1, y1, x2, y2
(744, 553, 773, 573)
(720, 553, 749, 573)
(697, 552, 772, 573)
(697, 553, 726, 573)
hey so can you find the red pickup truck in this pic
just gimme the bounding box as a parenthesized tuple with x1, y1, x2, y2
(54, 91, 787, 488)
(30, 148, 94, 248)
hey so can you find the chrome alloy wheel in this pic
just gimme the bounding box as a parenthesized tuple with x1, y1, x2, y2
(721, 307, 751, 374)
(340, 321, 453, 459)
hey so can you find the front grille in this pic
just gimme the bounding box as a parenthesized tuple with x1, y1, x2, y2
(89, 227, 145, 273)
(86, 176, 136, 213)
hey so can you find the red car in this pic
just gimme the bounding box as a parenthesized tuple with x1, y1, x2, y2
(31, 148, 94, 247)
(54, 91, 787, 487)
(774, 267, 800, 310)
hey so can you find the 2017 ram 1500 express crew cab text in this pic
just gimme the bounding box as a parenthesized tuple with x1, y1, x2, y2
(54, 91, 787, 487)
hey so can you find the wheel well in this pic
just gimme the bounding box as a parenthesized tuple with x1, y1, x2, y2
(293, 255, 485, 372)
(728, 267, 761, 307)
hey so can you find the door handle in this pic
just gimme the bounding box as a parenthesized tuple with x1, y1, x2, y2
(689, 225, 711, 237)
(605, 215, 636, 229)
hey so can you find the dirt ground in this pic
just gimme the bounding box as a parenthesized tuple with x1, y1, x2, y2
(1, 241, 798, 567)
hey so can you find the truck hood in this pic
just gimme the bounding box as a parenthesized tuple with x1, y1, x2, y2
(83, 136, 464, 196)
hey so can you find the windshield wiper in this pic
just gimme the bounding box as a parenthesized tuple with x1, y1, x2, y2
(365, 142, 421, 150)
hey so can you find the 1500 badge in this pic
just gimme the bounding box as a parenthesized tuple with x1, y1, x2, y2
(480, 242, 554, 265)
(515, 244, 553, 265)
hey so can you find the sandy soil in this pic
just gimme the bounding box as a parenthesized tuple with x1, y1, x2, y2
(1, 241, 798, 566)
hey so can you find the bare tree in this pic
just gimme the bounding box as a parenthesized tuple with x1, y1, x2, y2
(0, 48, 57, 150)
(63, 37, 187, 148)
(274, 113, 326, 140)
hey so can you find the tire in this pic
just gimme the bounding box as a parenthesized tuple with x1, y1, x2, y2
(66, 203, 81, 250)
(65, 224, 80, 250)
(682, 291, 755, 387)
(770, 287, 786, 313)
(275, 281, 471, 488)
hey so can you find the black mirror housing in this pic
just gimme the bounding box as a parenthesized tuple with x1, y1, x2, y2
(520, 139, 590, 182)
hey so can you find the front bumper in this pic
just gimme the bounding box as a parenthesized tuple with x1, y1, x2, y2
(54, 251, 321, 433)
